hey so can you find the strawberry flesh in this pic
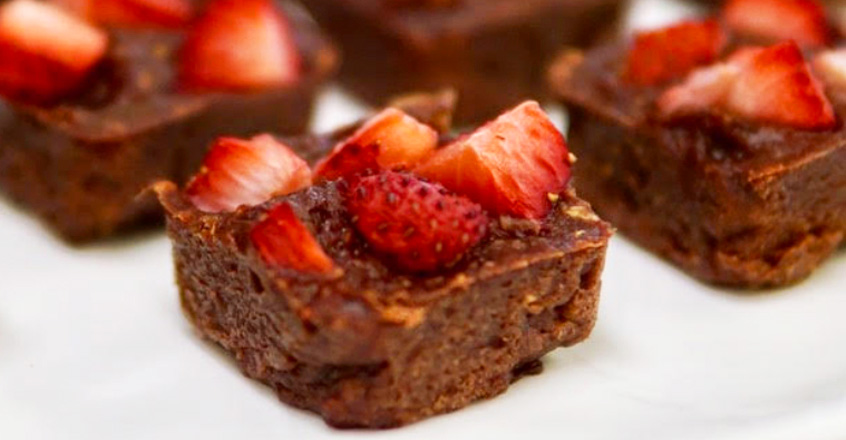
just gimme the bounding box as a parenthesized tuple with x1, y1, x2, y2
(251, 202, 335, 274)
(624, 19, 726, 86)
(54, 0, 193, 28)
(722, 0, 831, 48)
(178, 0, 300, 92)
(416, 101, 571, 219)
(314, 108, 438, 182)
(0, 0, 108, 102)
(186, 134, 312, 213)
(813, 48, 846, 91)
(346, 171, 488, 272)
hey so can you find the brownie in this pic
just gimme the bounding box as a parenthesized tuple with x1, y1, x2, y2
(548, 44, 846, 288)
(299, 0, 621, 125)
(0, 6, 337, 243)
(155, 97, 612, 428)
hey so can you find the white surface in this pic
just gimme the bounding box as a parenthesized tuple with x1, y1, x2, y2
(3, 1, 846, 437)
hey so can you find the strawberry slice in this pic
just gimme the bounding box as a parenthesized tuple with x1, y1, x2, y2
(178, 0, 301, 92)
(0, 0, 108, 102)
(251, 202, 335, 274)
(416, 101, 572, 219)
(813, 48, 846, 91)
(54, 0, 193, 28)
(314, 108, 438, 182)
(346, 171, 488, 272)
(722, 0, 831, 48)
(624, 19, 726, 86)
(186, 134, 312, 213)
(658, 41, 836, 130)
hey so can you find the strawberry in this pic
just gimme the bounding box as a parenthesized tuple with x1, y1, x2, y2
(813, 48, 846, 91)
(186, 134, 312, 213)
(54, 0, 193, 28)
(415, 101, 571, 219)
(0, 0, 108, 102)
(314, 108, 438, 182)
(178, 0, 300, 92)
(251, 202, 335, 274)
(658, 41, 836, 130)
(624, 19, 726, 86)
(722, 0, 831, 48)
(346, 171, 488, 272)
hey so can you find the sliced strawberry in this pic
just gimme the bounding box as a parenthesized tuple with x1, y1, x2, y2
(178, 0, 300, 92)
(251, 202, 335, 274)
(346, 171, 488, 272)
(624, 19, 726, 86)
(722, 0, 831, 48)
(658, 41, 836, 129)
(813, 48, 846, 91)
(186, 134, 312, 213)
(54, 0, 193, 28)
(416, 101, 571, 219)
(314, 108, 438, 182)
(0, 0, 108, 102)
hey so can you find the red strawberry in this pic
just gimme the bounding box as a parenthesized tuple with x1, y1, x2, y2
(0, 0, 108, 102)
(346, 171, 488, 272)
(813, 48, 846, 91)
(251, 202, 335, 274)
(54, 0, 193, 28)
(722, 0, 831, 48)
(658, 41, 836, 129)
(186, 134, 312, 213)
(624, 19, 726, 86)
(314, 108, 438, 182)
(178, 0, 300, 92)
(415, 101, 571, 219)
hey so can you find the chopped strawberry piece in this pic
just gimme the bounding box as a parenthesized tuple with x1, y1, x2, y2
(251, 203, 335, 274)
(186, 134, 312, 213)
(346, 171, 488, 272)
(813, 48, 846, 91)
(722, 0, 831, 48)
(624, 19, 726, 86)
(658, 41, 836, 129)
(416, 101, 571, 219)
(54, 0, 193, 28)
(0, 0, 108, 102)
(314, 108, 438, 182)
(178, 0, 300, 92)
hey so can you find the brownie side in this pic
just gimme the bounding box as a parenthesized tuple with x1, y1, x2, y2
(157, 182, 610, 428)
(301, 0, 620, 125)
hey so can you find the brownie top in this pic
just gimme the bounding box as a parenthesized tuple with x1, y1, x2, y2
(549, 43, 846, 180)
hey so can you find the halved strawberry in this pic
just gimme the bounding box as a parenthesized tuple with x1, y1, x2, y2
(624, 19, 726, 86)
(722, 0, 831, 48)
(54, 0, 193, 28)
(314, 108, 438, 182)
(813, 48, 846, 91)
(658, 41, 836, 129)
(346, 171, 488, 272)
(0, 0, 108, 102)
(251, 202, 335, 274)
(185, 134, 312, 213)
(178, 0, 300, 92)
(416, 101, 571, 219)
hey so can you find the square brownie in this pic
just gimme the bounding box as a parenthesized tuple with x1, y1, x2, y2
(299, 0, 621, 125)
(155, 97, 611, 427)
(549, 12, 846, 287)
(0, 1, 336, 242)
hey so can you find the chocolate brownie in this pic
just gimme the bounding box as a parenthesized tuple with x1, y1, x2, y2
(156, 98, 611, 427)
(0, 1, 336, 242)
(299, 0, 622, 125)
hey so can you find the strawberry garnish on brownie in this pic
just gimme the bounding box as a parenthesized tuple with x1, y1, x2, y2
(624, 19, 726, 86)
(185, 134, 312, 213)
(416, 101, 572, 219)
(178, 0, 301, 91)
(314, 108, 438, 182)
(722, 0, 831, 48)
(54, 0, 193, 28)
(0, 0, 108, 103)
(346, 171, 488, 272)
(250, 202, 335, 274)
(658, 41, 836, 129)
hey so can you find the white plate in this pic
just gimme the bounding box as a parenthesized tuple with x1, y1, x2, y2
(2, 1, 846, 437)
